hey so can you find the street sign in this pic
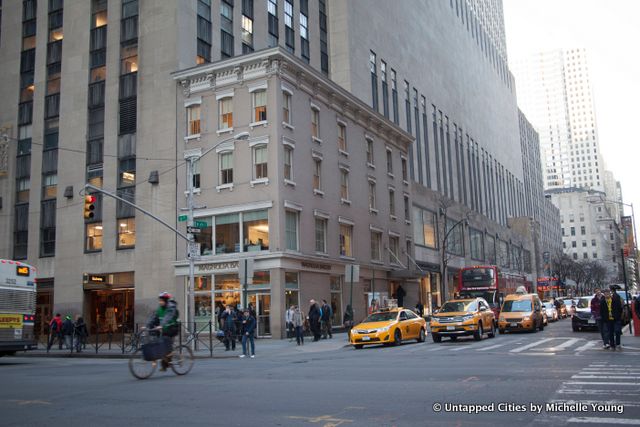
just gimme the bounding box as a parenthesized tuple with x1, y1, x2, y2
(187, 226, 201, 234)
(187, 242, 200, 259)
(345, 264, 360, 282)
(194, 220, 208, 228)
(178, 214, 187, 222)
(239, 258, 254, 285)
(543, 251, 550, 263)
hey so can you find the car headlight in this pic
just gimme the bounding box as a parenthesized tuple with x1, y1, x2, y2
(523, 316, 530, 321)
(378, 326, 390, 332)
(462, 314, 474, 321)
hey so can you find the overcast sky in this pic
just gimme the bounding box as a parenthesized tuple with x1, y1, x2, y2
(504, 0, 640, 220)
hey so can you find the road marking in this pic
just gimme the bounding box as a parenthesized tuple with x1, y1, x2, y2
(550, 399, 640, 408)
(565, 381, 640, 386)
(567, 417, 640, 425)
(449, 345, 471, 352)
(518, 352, 556, 356)
(551, 338, 581, 350)
(476, 343, 506, 351)
(7, 400, 51, 406)
(288, 415, 354, 426)
(572, 375, 640, 379)
(510, 338, 555, 353)
(574, 340, 600, 352)
(426, 346, 444, 351)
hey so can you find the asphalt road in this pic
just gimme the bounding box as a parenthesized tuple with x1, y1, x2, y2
(1, 319, 639, 427)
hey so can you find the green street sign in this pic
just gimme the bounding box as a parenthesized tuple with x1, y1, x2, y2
(194, 220, 208, 228)
(178, 214, 188, 222)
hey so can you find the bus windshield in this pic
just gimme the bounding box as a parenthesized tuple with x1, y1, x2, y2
(461, 267, 495, 288)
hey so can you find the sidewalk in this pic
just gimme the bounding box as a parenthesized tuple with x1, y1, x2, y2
(14, 333, 351, 360)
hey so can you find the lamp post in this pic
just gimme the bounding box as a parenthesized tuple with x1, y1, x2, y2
(184, 131, 249, 338)
(439, 209, 469, 302)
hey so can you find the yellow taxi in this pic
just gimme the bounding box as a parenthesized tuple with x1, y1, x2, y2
(350, 308, 427, 349)
(430, 298, 496, 342)
(498, 293, 544, 333)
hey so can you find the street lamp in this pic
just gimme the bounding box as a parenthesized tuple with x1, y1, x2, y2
(438, 209, 470, 302)
(184, 131, 250, 338)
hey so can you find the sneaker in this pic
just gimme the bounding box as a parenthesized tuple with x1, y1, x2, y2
(239, 354, 246, 358)
(604, 344, 610, 350)
(250, 355, 255, 358)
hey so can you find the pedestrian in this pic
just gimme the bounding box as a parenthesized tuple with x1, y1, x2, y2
(74, 316, 89, 353)
(415, 302, 425, 318)
(343, 305, 354, 336)
(61, 315, 74, 350)
(590, 288, 607, 349)
(308, 299, 321, 342)
(600, 288, 623, 350)
(221, 305, 237, 351)
(47, 313, 63, 351)
(369, 299, 379, 315)
(285, 305, 295, 341)
(321, 299, 333, 339)
(396, 285, 406, 307)
(239, 309, 256, 358)
(292, 305, 304, 346)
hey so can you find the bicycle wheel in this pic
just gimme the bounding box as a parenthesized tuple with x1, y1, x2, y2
(128, 349, 157, 379)
(169, 345, 194, 376)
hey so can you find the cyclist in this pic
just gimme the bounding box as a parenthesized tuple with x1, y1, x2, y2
(143, 292, 179, 371)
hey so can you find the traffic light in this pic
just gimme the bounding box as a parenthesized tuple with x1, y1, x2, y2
(84, 195, 96, 219)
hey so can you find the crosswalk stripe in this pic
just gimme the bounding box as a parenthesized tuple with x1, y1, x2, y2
(476, 343, 506, 351)
(567, 417, 640, 425)
(572, 375, 640, 380)
(565, 381, 640, 386)
(574, 340, 600, 352)
(550, 399, 640, 408)
(449, 345, 471, 352)
(552, 338, 581, 350)
(426, 346, 443, 351)
(510, 338, 555, 353)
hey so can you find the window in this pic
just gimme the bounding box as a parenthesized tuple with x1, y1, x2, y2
(446, 219, 464, 256)
(315, 218, 327, 253)
(369, 51, 378, 110)
(366, 139, 374, 165)
(469, 228, 484, 260)
(371, 231, 382, 261)
(241, 14, 253, 48)
(401, 157, 408, 181)
(16, 178, 30, 203)
(215, 213, 239, 254)
(311, 108, 320, 139)
(386, 149, 393, 174)
(283, 146, 293, 181)
(219, 151, 233, 185)
(340, 169, 349, 200)
(389, 189, 395, 217)
(389, 236, 400, 263)
(413, 207, 436, 248)
(339, 224, 353, 257)
(42, 173, 57, 199)
(572, 241, 577, 248)
(570, 227, 576, 236)
(284, 0, 294, 51)
(337, 123, 347, 152)
(253, 90, 267, 122)
(403, 195, 410, 221)
(86, 222, 103, 251)
(313, 159, 322, 191)
(267, 0, 278, 46)
(285, 210, 299, 251)
(591, 239, 596, 246)
(368, 181, 376, 210)
(120, 45, 138, 74)
(219, 97, 233, 130)
(253, 145, 268, 179)
(118, 218, 136, 248)
(300, 10, 309, 61)
(282, 91, 291, 124)
(192, 159, 201, 190)
(580, 226, 586, 235)
(243, 210, 269, 251)
(187, 105, 201, 136)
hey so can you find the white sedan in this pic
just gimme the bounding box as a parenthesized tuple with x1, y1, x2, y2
(542, 302, 558, 322)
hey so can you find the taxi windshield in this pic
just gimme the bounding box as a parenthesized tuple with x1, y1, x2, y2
(363, 312, 398, 322)
(439, 301, 477, 313)
(502, 300, 532, 312)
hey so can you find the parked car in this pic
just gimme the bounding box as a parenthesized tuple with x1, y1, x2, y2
(572, 296, 598, 332)
(542, 302, 558, 322)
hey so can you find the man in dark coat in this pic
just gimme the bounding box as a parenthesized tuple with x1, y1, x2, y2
(321, 299, 333, 339)
(47, 313, 63, 351)
(220, 305, 237, 351)
(600, 288, 623, 350)
(61, 315, 74, 350)
(74, 316, 89, 353)
(590, 288, 607, 348)
(308, 299, 321, 342)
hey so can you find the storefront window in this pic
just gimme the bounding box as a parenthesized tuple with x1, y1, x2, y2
(486, 235, 496, 264)
(252, 270, 270, 288)
(215, 213, 239, 254)
(243, 210, 269, 251)
(194, 293, 212, 322)
(195, 217, 213, 255)
(214, 274, 240, 310)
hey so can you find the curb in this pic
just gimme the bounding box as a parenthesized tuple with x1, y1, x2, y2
(12, 352, 239, 360)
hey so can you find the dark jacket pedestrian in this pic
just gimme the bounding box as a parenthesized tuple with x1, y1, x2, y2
(220, 306, 237, 351)
(240, 310, 256, 358)
(61, 316, 74, 350)
(396, 286, 406, 307)
(74, 317, 89, 353)
(308, 300, 321, 342)
(591, 291, 607, 347)
(600, 290, 623, 350)
(321, 300, 333, 339)
(47, 313, 63, 350)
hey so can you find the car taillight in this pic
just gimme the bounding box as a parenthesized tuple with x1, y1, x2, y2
(23, 315, 35, 322)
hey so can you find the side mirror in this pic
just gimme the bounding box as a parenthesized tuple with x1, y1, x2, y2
(480, 306, 488, 312)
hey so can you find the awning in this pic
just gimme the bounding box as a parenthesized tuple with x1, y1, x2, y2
(388, 269, 427, 279)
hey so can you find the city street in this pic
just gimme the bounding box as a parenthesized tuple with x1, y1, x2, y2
(1, 319, 639, 427)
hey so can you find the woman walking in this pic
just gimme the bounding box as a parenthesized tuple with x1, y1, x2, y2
(292, 305, 305, 346)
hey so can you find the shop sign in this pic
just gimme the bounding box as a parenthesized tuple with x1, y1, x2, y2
(197, 261, 239, 273)
(301, 261, 331, 271)
(0, 314, 23, 329)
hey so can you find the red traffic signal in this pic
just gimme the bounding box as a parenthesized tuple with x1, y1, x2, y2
(84, 195, 96, 219)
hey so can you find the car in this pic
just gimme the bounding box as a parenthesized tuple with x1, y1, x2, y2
(430, 298, 496, 342)
(572, 295, 598, 332)
(562, 298, 577, 317)
(349, 308, 427, 349)
(549, 299, 568, 318)
(542, 302, 558, 322)
(498, 293, 545, 333)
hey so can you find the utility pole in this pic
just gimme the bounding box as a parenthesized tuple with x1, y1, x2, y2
(184, 148, 200, 341)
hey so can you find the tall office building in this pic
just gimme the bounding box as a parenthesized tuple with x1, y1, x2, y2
(512, 48, 606, 193)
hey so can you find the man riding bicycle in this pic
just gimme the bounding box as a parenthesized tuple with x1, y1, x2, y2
(142, 292, 179, 371)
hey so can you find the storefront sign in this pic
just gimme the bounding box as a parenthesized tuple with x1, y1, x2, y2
(0, 314, 23, 329)
(197, 261, 239, 273)
(301, 261, 332, 271)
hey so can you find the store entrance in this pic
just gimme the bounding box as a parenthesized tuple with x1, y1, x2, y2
(248, 293, 271, 337)
(86, 289, 134, 334)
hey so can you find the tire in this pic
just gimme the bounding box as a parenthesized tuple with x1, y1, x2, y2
(499, 328, 506, 335)
(473, 324, 483, 341)
(354, 344, 363, 349)
(128, 349, 157, 380)
(432, 333, 442, 343)
(417, 328, 426, 343)
(539, 320, 544, 331)
(393, 329, 402, 346)
(169, 345, 194, 376)
(572, 326, 579, 332)
(487, 322, 496, 338)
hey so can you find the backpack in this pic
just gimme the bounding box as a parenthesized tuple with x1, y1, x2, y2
(49, 318, 59, 331)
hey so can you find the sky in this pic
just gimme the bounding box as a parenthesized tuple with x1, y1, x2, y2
(503, 0, 640, 220)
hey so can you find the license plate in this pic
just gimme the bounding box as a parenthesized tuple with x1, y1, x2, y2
(14, 329, 22, 338)
(446, 326, 455, 331)
(588, 319, 596, 324)
(510, 323, 517, 327)
(362, 336, 371, 341)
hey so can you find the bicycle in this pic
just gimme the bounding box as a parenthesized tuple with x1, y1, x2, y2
(128, 329, 194, 379)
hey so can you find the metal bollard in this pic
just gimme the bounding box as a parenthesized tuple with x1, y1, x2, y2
(209, 321, 213, 358)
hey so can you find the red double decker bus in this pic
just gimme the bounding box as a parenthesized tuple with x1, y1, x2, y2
(457, 265, 531, 318)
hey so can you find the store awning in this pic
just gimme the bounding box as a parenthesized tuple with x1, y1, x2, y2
(388, 269, 427, 279)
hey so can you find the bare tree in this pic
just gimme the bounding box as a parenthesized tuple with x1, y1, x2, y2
(551, 251, 575, 282)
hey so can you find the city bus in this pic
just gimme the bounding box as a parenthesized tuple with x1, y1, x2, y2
(0, 259, 37, 356)
(457, 265, 531, 319)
